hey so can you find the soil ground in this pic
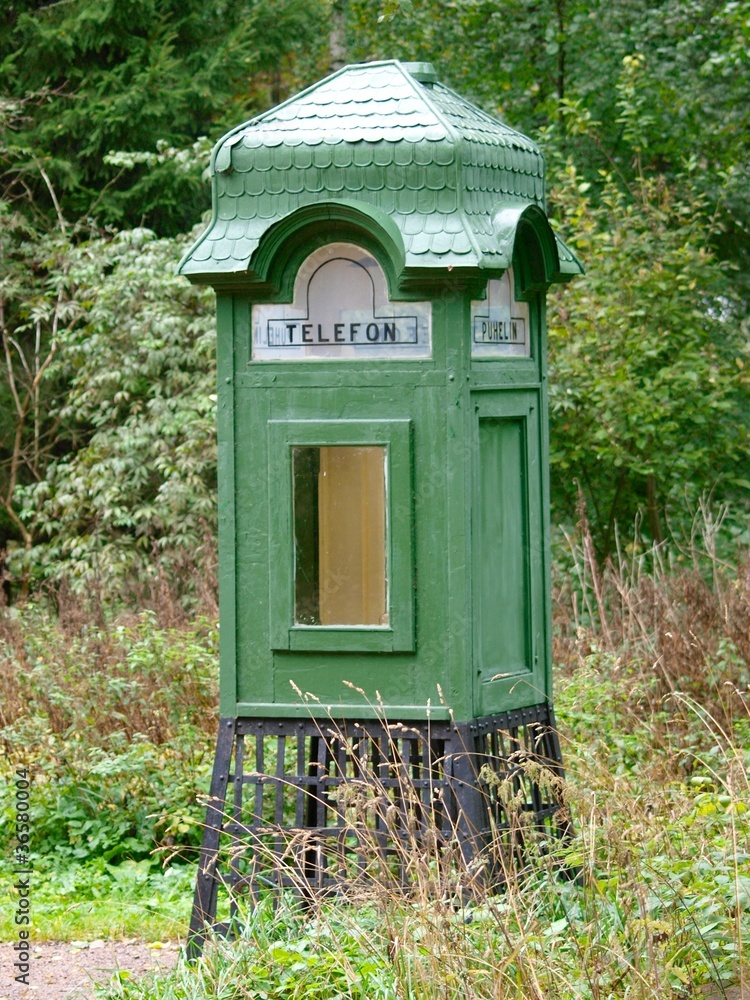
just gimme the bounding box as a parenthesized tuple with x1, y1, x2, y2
(0, 940, 180, 999)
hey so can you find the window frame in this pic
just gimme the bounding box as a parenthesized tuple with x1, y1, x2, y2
(268, 418, 414, 653)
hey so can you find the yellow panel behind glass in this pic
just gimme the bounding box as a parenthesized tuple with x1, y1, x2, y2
(318, 446, 387, 626)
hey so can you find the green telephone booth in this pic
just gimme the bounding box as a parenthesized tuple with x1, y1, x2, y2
(180, 60, 582, 946)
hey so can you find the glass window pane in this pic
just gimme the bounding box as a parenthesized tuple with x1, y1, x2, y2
(470, 269, 531, 358)
(252, 243, 432, 360)
(293, 446, 388, 626)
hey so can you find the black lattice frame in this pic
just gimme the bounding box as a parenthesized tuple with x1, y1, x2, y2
(187, 703, 569, 958)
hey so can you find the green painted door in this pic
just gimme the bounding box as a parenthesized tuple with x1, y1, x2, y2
(472, 390, 547, 715)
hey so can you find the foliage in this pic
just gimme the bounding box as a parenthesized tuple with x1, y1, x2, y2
(547, 158, 750, 552)
(0, 200, 76, 564)
(0, 600, 216, 939)
(0, 0, 331, 235)
(348, 0, 599, 127)
(83, 531, 749, 996)
(348, 2, 750, 551)
(0, 0, 748, 569)
(1, 7, 749, 995)
(0, 96, 220, 596)
(0, 597, 218, 736)
(346, 0, 750, 284)
(5, 226, 218, 597)
(89, 719, 750, 999)
(0, 540, 748, 997)
(0, 602, 217, 861)
(0, 856, 194, 943)
(552, 503, 750, 732)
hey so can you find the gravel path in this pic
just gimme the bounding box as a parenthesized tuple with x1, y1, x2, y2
(0, 940, 180, 999)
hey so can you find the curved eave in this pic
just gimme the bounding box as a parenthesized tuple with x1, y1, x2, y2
(491, 203, 584, 285)
(178, 200, 583, 288)
(553, 232, 585, 280)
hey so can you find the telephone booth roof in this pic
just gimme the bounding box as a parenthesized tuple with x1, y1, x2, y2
(179, 60, 582, 284)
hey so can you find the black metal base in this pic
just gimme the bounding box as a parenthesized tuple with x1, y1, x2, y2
(187, 704, 569, 958)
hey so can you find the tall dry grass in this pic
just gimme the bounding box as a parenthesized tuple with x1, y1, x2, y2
(554, 503, 750, 740)
(175, 506, 750, 999)
(1, 507, 748, 997)
(0, 562, 218, 744)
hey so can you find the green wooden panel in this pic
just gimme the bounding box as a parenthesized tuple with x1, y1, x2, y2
(538, 296, 554, 703)
(441, 290, 473, 717)
(232, 381, 273, 708)
(176, 60, 577, 730)
(476, 417, 530, 676)
(472, 391, 546, 715)
(223, 277, 553, 723)
(215, 295, 239, 717)
(235, 702, 453, 721)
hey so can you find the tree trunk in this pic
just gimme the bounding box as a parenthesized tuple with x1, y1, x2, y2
(329, 0, 347, 72)
(646, 475, 663, 545)
(554, 0, 566, 124)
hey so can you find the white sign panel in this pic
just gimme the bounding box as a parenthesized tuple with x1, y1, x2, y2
(253, 243, 432, 360)
(470, 270, 530, 358)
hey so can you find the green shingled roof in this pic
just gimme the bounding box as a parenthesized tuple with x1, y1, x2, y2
(179, 60, 582, 282)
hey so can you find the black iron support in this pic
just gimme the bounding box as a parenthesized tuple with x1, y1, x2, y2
(187, 704, 568, 957)
(186, 716, 235, 960)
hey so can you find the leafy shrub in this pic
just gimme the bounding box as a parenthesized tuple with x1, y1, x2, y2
(0, 602, 217, 868)
(1, 601, 218, 740)
(9, 226, 219, 602)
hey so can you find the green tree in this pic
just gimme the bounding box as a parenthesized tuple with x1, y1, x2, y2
(0, 94, 86, 581)
(0, 212, 76, 551)
(547, 161, 750, 555)
(2, 0, 749, 589)
(348, 0, 750, 302)
(0, 0, 330, 235)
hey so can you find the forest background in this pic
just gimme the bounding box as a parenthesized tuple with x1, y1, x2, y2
(1, 1, 750, 997)
(1, 0, 749, 593)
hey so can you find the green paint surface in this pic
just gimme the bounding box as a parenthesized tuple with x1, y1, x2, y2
(476, 417, 530, 679)
(224, 296, 550, 720)
(179, 61, 581, 285)
(183, 61, 577, 724)
(471, 392, 546, 715)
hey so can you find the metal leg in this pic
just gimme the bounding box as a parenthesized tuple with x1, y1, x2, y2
(447, 723, 487, 891)
(187, 717, 236, 960)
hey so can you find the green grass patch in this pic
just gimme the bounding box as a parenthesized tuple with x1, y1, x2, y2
(0, 858, 194, 942)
